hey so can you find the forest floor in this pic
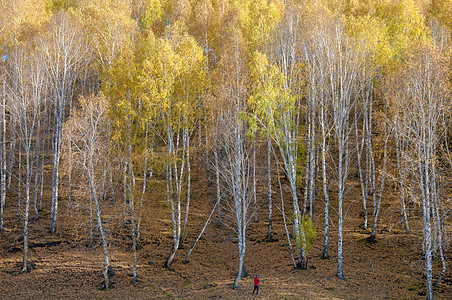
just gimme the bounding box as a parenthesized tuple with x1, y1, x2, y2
(0, 154, 451, 299)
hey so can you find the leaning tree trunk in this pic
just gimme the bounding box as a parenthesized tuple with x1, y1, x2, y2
(164, 128, 185, 269)
(89, 165, 110, 289)
(278, 162, 297, 268)
(185, 201, 217, 263)
(368, 129, 390, 242)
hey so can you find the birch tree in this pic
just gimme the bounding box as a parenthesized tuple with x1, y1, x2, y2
(139, 27, 207, 268)
(389, 43, 450, 300)
(7, 43, 45, 272)
(39, 12, 87, 233)
(0, 65, 6, 231)
(304, 10, 334, 259)
(213, 25, 253, 288)
(267, 6, 310, 269)
(66, 93, 112, 289)
(323, 19, 363, 279)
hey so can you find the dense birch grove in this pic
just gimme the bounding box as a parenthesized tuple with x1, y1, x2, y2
(0, 0, 451, 297)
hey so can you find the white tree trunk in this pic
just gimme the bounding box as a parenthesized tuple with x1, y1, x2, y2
(22, 151, 31, 273)
(266, 137, 272, 240)
(214, 145, 222, 225)
(0, 84, 6, 230)
(180, 130, 191, 245)
(50, 111, 62, 233)
(185, 201, 217, 263)
(253, 138, 257, 222)
(320, 112, 330, 259)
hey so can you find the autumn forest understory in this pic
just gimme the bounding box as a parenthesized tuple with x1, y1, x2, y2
(0, 0, 451, 299)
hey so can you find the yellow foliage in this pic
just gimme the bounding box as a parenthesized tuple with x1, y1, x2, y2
(143, 0, 165, 29)
(375, 0, 430, 62)
(429, 0, 452, 34)
(240, 0, 283, 51)
(249, 50, 295, 135)
(81, 0, 137, 70)
(0, 0, 50, 46)
(139, 25, 207, 129)
(345, 14, 392, 69)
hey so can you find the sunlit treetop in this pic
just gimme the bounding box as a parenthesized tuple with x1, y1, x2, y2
(0, 0, 51, 47)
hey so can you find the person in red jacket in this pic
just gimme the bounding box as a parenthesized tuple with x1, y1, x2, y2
(252, 275, 259, 295)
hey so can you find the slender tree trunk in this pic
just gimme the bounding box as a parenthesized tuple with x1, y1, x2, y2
(89, 157, 110, 289)
(355, 108, 366, 229)
(433, 192, 446, 287)
(50, 111, 62, 234)
(7, 119, 16, 190)
(128, 149, 137, 283)
(137, 125, 151, 241)
(180, 130, 191, 245)
(289, 153, 307, 269)
(396, 134, 410, 232)
(18, 142, 22, 224)
(0, 86, 6, 230)
(308, 109, 316, 222)
(422, 185, 433, 300)
(122, 159, 127, 228)
(67, 99, 73, 203)
(368, 129, 390, 242)
(89, 191, 93, 244)
(21, 152, 31, 273)
(320, 112, 330, 259)
(266, 137, 272, 240)
(214, 145, 222, 225)
(278, 162, 296, 268)
(419, 140, 434, 300)
(253, 138, 257, 222)
(164, 129, 181, 268)
(303, 135, 310, 220)
(33, 119, 41, 221)
(185, 201, 217, 263)
(337, 143, 345, 279)
(39, 137, 44, 212)
(165, 163, 170, 205)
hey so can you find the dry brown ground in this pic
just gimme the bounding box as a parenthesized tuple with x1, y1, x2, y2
(0, 159, 451, 299)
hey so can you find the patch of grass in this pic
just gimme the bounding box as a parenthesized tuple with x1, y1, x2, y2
(406, 285, 418, 291)
(163, 291, 175, 299)
(179, 281, 192, 289)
